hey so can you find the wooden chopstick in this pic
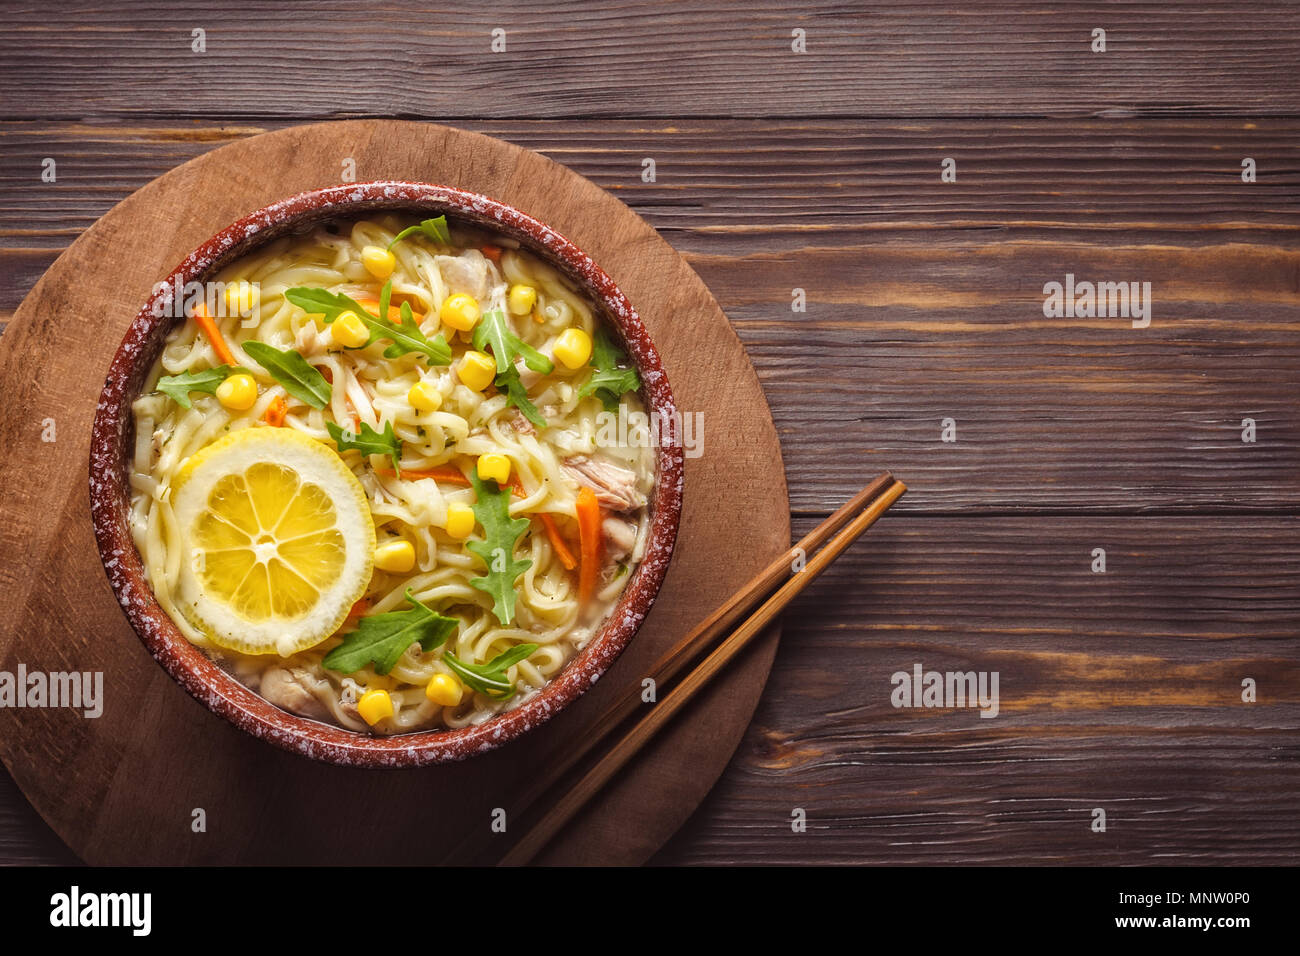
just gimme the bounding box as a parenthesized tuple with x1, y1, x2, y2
(498, 476, 908, 866)
(446, 473, 897, 865)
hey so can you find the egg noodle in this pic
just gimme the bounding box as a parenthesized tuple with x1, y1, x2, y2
(129, 215, 654, 734)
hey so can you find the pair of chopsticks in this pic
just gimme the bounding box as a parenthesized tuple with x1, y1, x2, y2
(488, 472, 906, 866)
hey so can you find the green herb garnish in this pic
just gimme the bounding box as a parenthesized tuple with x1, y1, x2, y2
(579, 325, 639, 411)
(240, 341, 331, 409)
(155, 365, 236, 409)
(284, 281, 451, 365)
(472, 309, 553, 428)
(282, 287, 360, 323)
(473, 309, 553, 376)
(442, 643, 538, 699)
(578, 325, 641, 412)
(322, 589, 458, 675)
(387, 216, 451, 251)
(467, 471, 532, 626)
(327, 420, 401, 471)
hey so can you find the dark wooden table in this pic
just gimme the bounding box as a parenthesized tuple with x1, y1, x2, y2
(1, 2, 1296, 865)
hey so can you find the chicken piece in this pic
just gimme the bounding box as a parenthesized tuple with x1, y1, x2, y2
(562, 455, 646, 511)
(436, 251, 489, 300)
(603, 514, 638, 561)
(260, 666, 330, 720)
(509, 410, 536, 436)
(150, 427, 166, 464)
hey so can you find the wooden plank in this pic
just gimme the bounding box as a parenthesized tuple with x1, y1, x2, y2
(4, 119, 1299, 250)
(3, 120, 1298, 515)
(654, 514, 1300, 864)
(2, 2, 1298, 119)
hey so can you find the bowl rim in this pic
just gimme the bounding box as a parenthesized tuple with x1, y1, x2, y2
(88, 181, 684, 768)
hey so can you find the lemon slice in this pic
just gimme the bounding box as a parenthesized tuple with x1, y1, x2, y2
(170, 427, 375, 656)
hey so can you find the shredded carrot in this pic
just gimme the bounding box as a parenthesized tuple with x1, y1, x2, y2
(375, 466, 528, 498)
(531, 307, 544, 324)
(375, 465, 471, 485)
(192, 304, 236, 366)
(538, 513, 578, 571)
(262, 396, 288, 427)
(357, 299, 420, 322)
(481, 244, 503, 264)
(576, 487, 602, 604)
(347, 597, 371, 620)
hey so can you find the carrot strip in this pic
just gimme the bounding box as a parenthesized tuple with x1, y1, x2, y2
(262, 396, 288, 427)
(576, 487, 602, 605)
(357, 299, 420, 322)
(192, 304, 236, 366)
(375, 465, 471, 485)
(374, 466, 527, 497)
(538, 513, 577, 571)
(347, 597, 371, 620)
(481, 244, 503, 264)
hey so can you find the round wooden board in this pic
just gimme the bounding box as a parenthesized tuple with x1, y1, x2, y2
(0, 120, 789, 865)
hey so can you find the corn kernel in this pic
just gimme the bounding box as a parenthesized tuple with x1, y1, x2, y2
(445, 502, 476, 539)
(457, 350, 496, 391)
(554, 327, 593, 369)
(407, 379, 442, 412)
(425, 673, 464, 707)
(215, 373, 257, 411)
(477, 453, 511, 485)
(331, 310, 370, 349)
(357, 688, 393, 726)
(223, 280, 259, 317)
(361, 244, 396, 280)
(440, 293, 481, 332)
(373, 539, 416, 573)
(507, 284, 537, 316)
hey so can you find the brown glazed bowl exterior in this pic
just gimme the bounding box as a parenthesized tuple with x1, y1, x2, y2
(89, 182, 684, 767)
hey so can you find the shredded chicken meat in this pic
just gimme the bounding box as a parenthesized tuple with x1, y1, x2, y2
(562, 455, 646, 511)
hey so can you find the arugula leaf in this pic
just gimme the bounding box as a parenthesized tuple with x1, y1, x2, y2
(442, 643, 539, 699)
(472, 309, 553, 376)
(466, 472, 533, 626)
(155, 365, 235, 409)
(283, 286, 359, 323)
(495, 368, 546, 429)
(578, 325, 641, 412)
(284, 281, 452, 365)
(240, 341, 331, 409)
(387, 216, 451, 251)
(322, 589, 458, 675)
(471, 309, 552, 427)
(380, 299, 452, 364)
(327, 420, 401, 470)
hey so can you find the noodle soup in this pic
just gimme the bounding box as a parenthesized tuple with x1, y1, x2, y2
(128, 214, 654, 735)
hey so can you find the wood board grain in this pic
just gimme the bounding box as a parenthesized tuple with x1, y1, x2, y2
(657, 514, 1300, 864)
(2, 2, 1298, 119)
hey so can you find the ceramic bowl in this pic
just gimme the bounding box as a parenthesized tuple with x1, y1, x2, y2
(89, 181, 683, 767)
